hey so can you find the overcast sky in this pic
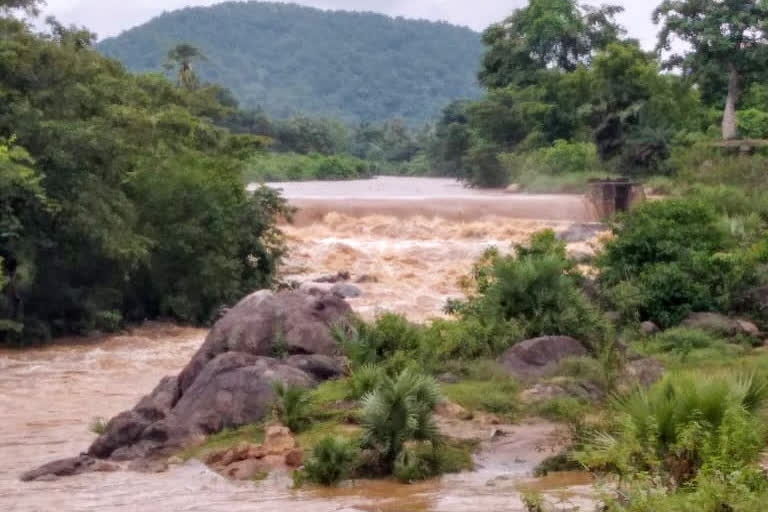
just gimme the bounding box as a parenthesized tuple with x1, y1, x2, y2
(41, 0, 659, 48)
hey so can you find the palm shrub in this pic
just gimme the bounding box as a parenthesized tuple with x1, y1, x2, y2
(272, 381, 312, 433)
(347, 363, 386, 400)
(360, 369, 442, 472)
(578, 372, 768, 488)
(302, 436, 359, 486)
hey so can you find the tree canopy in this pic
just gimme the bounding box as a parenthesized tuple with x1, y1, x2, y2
(0, 15, 289, 344)
(654, 0, 768, 139)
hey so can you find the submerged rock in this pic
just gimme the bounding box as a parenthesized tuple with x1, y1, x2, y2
(21, 455, 118, 482)
(24, 290, 351, 482)
(556, 223, 607, 243)
(499, 336, 588, 379)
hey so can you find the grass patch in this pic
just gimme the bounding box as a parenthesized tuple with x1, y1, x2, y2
(527, 396, 589, 424)
(442, 377, 520, 419)
(178, 423, 265, 461)
(295, 420, 361, 454)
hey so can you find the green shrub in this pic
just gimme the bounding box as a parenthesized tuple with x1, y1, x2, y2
(738, 109, 768, 139)
(463, 140, 508, 188)
(421, 317, 521, 362)
(456, 231, 608, 345)
(346, 364, 386, 400)
(533, 140, 599, 175)
(393, 440, 474, 483)
(360, 369, 441, 471)
(336, 313, 423, 371)
(556, 356, 606, 385)
(598, 198, 760, 327)
(89, 417, 107, 435)
(301, 436, 359, 486)
(578, 372, 768, 486)
(272, 382, 312, 433)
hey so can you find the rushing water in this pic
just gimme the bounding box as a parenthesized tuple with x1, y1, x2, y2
(2, 177, 598, 511)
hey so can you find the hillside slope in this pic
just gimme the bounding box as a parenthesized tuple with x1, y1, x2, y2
(98, 1, 483, 123)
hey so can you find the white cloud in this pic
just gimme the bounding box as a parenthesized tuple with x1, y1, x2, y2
(40, 0, 659, 49)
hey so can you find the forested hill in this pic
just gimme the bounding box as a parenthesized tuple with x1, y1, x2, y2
(97, 1, 483, 124)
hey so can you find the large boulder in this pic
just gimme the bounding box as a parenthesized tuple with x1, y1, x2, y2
(681, 312, 759, 338)
(499, 336, 588, 379)
(178, 290, 350, 392)
(24, 290, 351, 481)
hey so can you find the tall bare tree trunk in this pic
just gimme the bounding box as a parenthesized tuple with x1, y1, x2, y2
(722, 64, 740, 140)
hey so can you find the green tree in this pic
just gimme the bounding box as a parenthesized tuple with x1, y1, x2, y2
(166, 43, 206, 90)
(654, 0, 768, 140)
(0, 0, 43, 16)
(479, 0, 624, 88)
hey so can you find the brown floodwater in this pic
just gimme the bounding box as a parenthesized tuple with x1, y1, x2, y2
(2, 177, 598, 511)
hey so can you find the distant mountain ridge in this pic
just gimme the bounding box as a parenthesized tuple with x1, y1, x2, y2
(97, 1, 484, 124)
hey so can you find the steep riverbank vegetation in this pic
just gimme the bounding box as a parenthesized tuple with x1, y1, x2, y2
(0, 5, 293, 344)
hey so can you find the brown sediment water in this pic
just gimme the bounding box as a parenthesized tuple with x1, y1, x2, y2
(1, 177, 597, 511)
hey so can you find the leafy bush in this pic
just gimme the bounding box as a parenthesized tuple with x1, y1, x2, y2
(455, 231, 608, 346)
(421, 317, 522, 362)
(578, 372, 768, 487)
(532, 140, 599, 175)
(598, 198, 760, 327)
(360, 369, 441, 471)
(393, 440, 474, 483)
(336, 313, 424, 372)
(738, 109, 768, 139)
(301, 436, 359, 486)
(272, 382, 312, 433)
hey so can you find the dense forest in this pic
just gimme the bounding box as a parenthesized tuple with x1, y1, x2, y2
(426, 0, 768, 189)
(97, 1, 483, 124)
(0, 1, 292, 343)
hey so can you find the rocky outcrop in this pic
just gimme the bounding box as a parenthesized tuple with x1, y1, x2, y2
(681, 312, 760, 338)
(21, 455, 118, 482)
(205, 424, 303, 480)
(23, 290, 351, 481)
(499, 336, 588, 379)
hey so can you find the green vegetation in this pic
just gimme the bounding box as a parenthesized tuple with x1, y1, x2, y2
(0, 13, 290, 345)
(579, 372, 768, 502)
(97, 1, 482, 124)
(451, 230, 608, 346)
(243, 152, 374, 183)
(301, 436, 359, 486)
(598, 198, 765, 328)
(442, 377, 520, 419)
(360, 369, 441, 473)
(272, 382, 312, 433)
(88, 417, 107, 435)
(179, 423, 265, 461)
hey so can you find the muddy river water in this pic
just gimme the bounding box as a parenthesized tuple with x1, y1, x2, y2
(2, 177, 598, 511)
